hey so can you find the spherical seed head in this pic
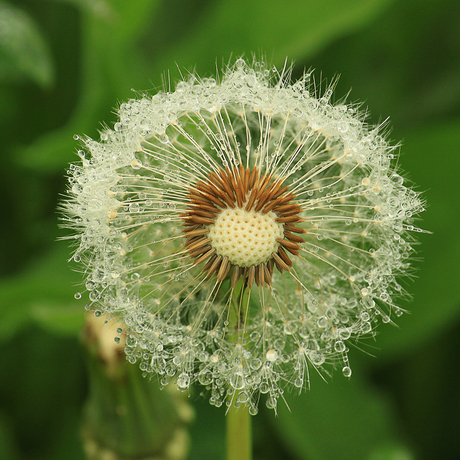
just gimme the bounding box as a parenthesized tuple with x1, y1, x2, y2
(208, 208, 283, 267)
(63, 58, 424, 415)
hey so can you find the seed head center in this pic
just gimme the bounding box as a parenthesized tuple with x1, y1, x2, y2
(208, 208, 284, 267)
(181, 165, 306, 286)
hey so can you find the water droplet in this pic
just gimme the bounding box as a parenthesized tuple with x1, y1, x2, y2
(131, 159, 142, 169)
(177, 372, 190, 389)
(342, 366, 352, 377)
(259, 382, 269, 394)
(382, 314, 391, 323)
(235, 58, 246, 69)
(338, 122, 348, 133)
(294, 377, 303, 388)
(159, 134, 169, 144)
(237, 391, 249, 404)
(266, 396, 277, 410)
(250, 331, 261, 342)
(339, 328, 351, 340)
(230, 371, 245, 390)
(199, 371, 213, 386)
(309, 350, 325, 366)
(74, 292, 82, 300)
(317, 316, 327, 328)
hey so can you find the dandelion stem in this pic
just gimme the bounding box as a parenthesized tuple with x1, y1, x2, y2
(226, 395, 252, 460)
(225, 280, 252, 460)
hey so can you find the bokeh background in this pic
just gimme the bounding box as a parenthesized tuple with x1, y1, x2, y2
(1, 0, 459, 459)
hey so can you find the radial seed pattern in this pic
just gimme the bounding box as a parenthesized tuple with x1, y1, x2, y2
(63, 59, 424, 414)
(181, 165, 305, 288)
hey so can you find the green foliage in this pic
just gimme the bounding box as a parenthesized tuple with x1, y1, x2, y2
(0, 1, 54, 86)
(274, 371, 412, 460)
(1, 0, 459, 458)
(0, 246, 84, 341)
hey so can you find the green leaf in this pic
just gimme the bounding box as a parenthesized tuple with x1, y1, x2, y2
(0, 246, 84, 341)
(272, 371, 413, 460)
(0, 412, 20, 460)
(0, 1, 54, 86)
(16, 0, 161, 173)
(0, 329, 87, 460)
(145, 0, 396, 79)
(30, 302, 85, 336)
(302, 0, 460, 131)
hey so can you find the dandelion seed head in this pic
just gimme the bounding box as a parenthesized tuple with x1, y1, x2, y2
(63, 58, 424, 413)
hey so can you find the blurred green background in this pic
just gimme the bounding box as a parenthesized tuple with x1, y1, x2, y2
(1, 0, 459, 459)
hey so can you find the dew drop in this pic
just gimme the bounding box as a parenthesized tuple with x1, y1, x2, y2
(230, 371, 245, 390)
(266, 396, 277, 410)
(309, 350, 325, 366)
(250, 331, 261, 342)
(158, 134, 170, 144)
(342, 366, 352, 377)
(235, 58, 246, 69)
(199, 371, 213, 386)
(317, 316, 327, 328)
(259, 382, 269, 394)
(339, 328, 351, 340)
(89, 291, 100, 302)
(177, 372, 190, 389)
(131, 159, 142, 169)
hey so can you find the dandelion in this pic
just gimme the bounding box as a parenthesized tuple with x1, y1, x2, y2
(63, 58, 423, 414)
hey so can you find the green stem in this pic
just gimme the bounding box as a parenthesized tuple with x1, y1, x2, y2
(226, 395, 252, 460)
(226, 280, 252, 460)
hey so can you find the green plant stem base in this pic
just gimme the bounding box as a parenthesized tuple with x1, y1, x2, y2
(226, 396, 252, 460)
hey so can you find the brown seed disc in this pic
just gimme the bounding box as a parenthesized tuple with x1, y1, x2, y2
(181, 165, 306, 286)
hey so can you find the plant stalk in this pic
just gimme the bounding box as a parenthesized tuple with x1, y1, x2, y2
(226, 395, 252, 460)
